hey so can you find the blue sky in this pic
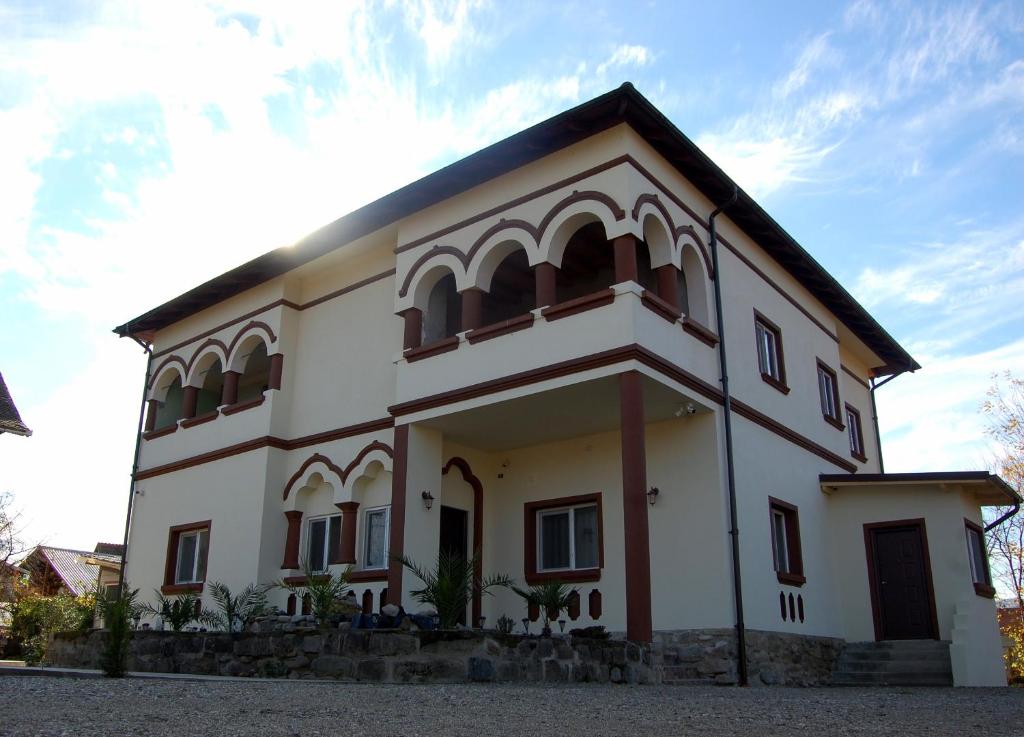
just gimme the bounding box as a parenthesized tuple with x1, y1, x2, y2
(1, 0, 1022, 551)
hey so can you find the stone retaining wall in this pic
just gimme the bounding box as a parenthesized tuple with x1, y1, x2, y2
(46, 628, 841, 686)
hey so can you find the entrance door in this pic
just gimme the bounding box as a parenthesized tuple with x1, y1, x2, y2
(439, 506, 469, 625)
(866, 521, 937, 640)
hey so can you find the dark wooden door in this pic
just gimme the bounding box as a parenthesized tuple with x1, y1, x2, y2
(869, 524, 936, 640)
(439, 506, 469, 625)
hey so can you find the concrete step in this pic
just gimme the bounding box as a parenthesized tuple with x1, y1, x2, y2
(832, 671, 953, 687)
(832, 641, 952, 687)
(836, 659, 951, 674)
(843, 640, 950, 652)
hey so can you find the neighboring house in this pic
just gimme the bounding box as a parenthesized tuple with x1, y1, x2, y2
(0, 372, 32, 437)
(114, 84, 1017, 686)
(20, 544, 123, 599)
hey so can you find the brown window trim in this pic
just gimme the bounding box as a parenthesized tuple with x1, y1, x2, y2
(753, 309, 789, 394)
(965, 519, 995, 598)
(845, 403, 867, 462)
(816, 358, 843, 429)
(640, 290, 681, 323)
(348, 569, 389, 583)
(404, 335, 460, 363)
(160, 582, 203, 595)
(768, 497, 805, 587)
(541, 288, 616, 322)
(221, 395, 266, 416)
(466, 313, 534, 344)
(180, 410, 219, 428)
(163, 520, 211, 589)
(144, 424, 178, 440)
(524, 493, 604, 585)
(681, 317, 719, 347)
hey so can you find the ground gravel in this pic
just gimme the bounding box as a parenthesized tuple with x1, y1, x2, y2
(1, 675, 1022, 737)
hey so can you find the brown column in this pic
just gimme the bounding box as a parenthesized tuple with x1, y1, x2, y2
(619, 370, 652, 642)
(613, 234, 639, 284)
(281, 510, 303, 569)
(402, 308, 423, 351)
(221, 371, 240, 406)
(461, 288, 483, 332)
(268, 354, 284, 391)
(535, 262, 557, 308)
(472, 482, 483, 628)
(144, 399, 158, 432)
(387, 424, 410, 601)
(656, 265, 680, 311)
(182, 385, 198, 419)
(335, 501, 360, 564)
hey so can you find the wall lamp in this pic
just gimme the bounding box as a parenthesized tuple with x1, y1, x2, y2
(421, 491, 435, 510)
(647, 487, 660, 506)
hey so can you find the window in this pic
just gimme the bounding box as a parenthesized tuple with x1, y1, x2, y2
(103, 583, 121, 602)
(362, 507, 389, 570)
(816, 360, 842, 427)
(524, 494, 604, 584)
(769, 498, 804, 586)
(754, 311, 788, 393)
(306, 514, 341, 573)
(965, 520, 995, 598)
(175, 528, 209, 584)
(846, 404, 866, 461)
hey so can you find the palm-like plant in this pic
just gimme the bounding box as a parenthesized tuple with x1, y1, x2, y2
(204, 582, 270, 632)
(143, 591, 203, 632)
(397, 549, 512, 629)
(276, 558, 353, 625)
(99, 588, 140, 677)
(509, 581, 577, 635)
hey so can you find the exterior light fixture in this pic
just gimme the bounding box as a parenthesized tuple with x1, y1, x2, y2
(522, 617, 530, 635)
(478, 616, 487, 630)
(647, 487, 660, 505)
(558, 619, 566, 633)
(421, 491, 435, 510)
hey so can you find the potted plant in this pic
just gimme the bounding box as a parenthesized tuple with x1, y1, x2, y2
(142, 591, 204, 632)
(510, 581, 577, 637)
(396, 549, 511, 630)
(276, 559, 353, 628)
(203, 582, 270, 632)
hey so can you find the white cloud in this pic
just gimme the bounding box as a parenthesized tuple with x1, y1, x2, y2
(774, 33, 836, 99)
(405, 0, 489, 68)
(596, 44, 652, 77)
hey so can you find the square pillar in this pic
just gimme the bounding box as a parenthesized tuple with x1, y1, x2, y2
(401, 308, 423, 351)
(221, 371, 240, 406)
(535, 262, 557, 308)
(335, 501, 359, 564)
(656, 265, 680, 311)
(281, 510, 303, 569)
(268, 354, 284, 391)
(613, 234, 639, 284)
(182, 385, 198, 420)
(144, 399, 158, 432)
(619, 370, 652, 642)
(461, 288, 484, 332)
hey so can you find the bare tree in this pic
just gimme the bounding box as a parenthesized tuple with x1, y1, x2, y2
(983, 372, 1024, 606)
(0, 491, 28, 568)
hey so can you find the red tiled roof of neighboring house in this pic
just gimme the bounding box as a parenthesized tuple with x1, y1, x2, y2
(0, 372, 31, 437)
(23, 546, 123, 597)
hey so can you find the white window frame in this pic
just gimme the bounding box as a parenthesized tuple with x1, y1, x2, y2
(536, 503, 599, 573)
(771, 509, 790, 573)
(846, 406, 864, 456)
(305, 513, 340, 574)
(817, 365, 838, 419)
(361, 505, 390, 571)
(755, 319, 781, 381)
(175, 529, 208, 585)
(966, 526, 988, 585)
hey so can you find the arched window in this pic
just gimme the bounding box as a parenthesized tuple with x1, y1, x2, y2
(481, 249, 535, 326)
(423, 272, 461, 344)
(678, 267, 690, 316)
(636, 241, 658, 293)
(681, 245, 710, 326)
(556, 222, 614, 303)
(237, 342, 270, 403)
(195, 358, 225, 415)
(154, 375, 184, 430)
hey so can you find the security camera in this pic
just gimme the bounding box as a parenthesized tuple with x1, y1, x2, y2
(685, 403, 697, 415)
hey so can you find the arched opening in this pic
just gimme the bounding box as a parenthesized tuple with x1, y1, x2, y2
(154, 375, 184, 429)
(636, 241, 658, 293)
(556, 222, 614, 303)
(238, 342, 270, 403)
(423, 272, 461, 344)
(195, 358, 225, 415)
(678, 267, 690, 315)
(481, 248, 535, 326)
(681, 245, 710, 326)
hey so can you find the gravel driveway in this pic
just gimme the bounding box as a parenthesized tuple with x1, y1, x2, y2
(1, 675, 1022, 737)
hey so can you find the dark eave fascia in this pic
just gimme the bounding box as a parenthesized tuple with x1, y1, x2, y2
(820, 471, 1022, 504)
(113, 84, 917, 373)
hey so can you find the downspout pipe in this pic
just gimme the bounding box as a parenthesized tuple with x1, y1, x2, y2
(868, 370, 904, 474)
(117, 338, 153, 594)
(708, 185, 746, 686)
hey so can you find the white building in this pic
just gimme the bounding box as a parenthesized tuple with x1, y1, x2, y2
(116, 84, 1016, 686)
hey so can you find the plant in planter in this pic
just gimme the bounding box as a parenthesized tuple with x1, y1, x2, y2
(275, 559, 353, 627)
(509, 581, 577, 637)
(397, 549, 512, 630)
(142, 591, 204, 632)
(203, 582, 271, 632)
(495, 614, 516, 634)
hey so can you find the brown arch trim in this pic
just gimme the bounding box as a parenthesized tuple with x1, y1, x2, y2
(340, 440, 394, 483)
(633, 193, 715, 281)
(535, 189, 626, 239)
(282, 453, 345, 501)
(184, 338, 229, 382)
(397, 246, 467, 298)
(465, 218, 539, 265)
(226, 320, 277, 362)
(442, 456, 484, 627)
(148, 355, 188, 388)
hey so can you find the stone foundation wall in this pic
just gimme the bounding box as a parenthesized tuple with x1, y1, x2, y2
(46, 628, 841, 686)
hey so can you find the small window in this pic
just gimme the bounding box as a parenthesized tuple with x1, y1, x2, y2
(846, 404, 866, 460)
(538, 504, 599, 573)
(103, 583, 121, 602)
(965, 520, 995, 598)
(175, 528, 209, 584)
(769, 498, 804, 586)
(816, 360, 842, 426)
(754, 312, 788, 393)
(307, 515, 341, 573)
(362, 507, 389, 570)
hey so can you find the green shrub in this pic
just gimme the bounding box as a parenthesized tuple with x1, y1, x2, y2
(142, 591, 203, 631)
(8, 584, 96, 664)
(276, 559, 354, 625)
(203, 582, 270, 632)
(397, 549, 511, 629)
(99, 588, 139, 678)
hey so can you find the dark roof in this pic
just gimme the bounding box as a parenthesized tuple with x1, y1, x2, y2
(93, 542, 125, 556)
(0, 372, 31, 437)
(820, 471, 1021, 504)
(114, 83, 918, 374)
(24, 546, 121, 597)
